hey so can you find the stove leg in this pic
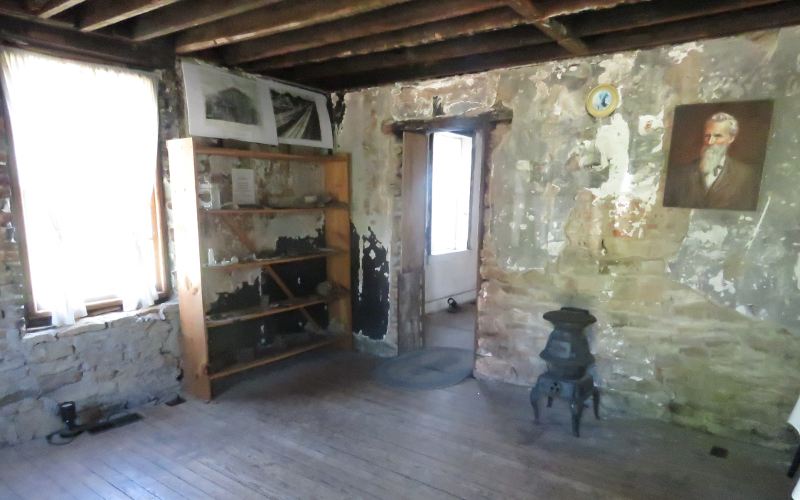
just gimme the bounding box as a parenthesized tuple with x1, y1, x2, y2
(570, 398, 584, 437)
(530, 387, 540, 424)
(788, 444, 800, 478)
(592, 386, 600, 420)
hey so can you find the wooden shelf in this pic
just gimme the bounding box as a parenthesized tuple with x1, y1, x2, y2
(204, 248, 343, 271)
(201, 202, 349, 216)
(168, 137, 352, 400)
(195, 146, 347, 164)
(208, 336, 341, 380)
(206, 292, 347, 328)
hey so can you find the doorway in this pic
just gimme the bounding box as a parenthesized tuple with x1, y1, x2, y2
(423, 131, 480, 351)
(398, 126, 486, 353)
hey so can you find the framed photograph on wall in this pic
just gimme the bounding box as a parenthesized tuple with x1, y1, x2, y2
(267, 80, 333, 149)
(663, 100, 773, 211)
(181, 60, 278, 145)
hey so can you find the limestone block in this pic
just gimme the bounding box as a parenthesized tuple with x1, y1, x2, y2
(36, 367, 83, 394)
(48, 379, 115, 406)
(11, 398, 61, 441)
(27, 340, 74, 364)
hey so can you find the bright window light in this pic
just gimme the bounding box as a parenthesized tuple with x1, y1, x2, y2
(430, 132, 473, 256)
(0, 48, 162, 325)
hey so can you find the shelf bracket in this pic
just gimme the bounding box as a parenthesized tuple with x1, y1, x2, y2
(218, 214, 324, 332)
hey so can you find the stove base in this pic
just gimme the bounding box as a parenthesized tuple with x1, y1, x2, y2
(530, 372, 599, 437)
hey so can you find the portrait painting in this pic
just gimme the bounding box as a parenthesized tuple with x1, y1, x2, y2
(662, 100, 773, 211)
(181, 60, 278, 145)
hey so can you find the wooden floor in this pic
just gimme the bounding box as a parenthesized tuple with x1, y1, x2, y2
(1, 350, 795, 499)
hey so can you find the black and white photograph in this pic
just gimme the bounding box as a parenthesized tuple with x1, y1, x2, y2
(267, 80, 333, 148)
(181, 60, 277, 145)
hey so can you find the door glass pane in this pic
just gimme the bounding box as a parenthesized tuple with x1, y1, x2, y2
(430, 132, 473, 255)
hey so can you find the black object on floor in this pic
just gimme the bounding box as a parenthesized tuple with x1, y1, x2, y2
(373, 347, 473, 390)
(165, 395, 186, 407)
(710, 446, 729, 458)
(446, 297, 461, 313)
(87, 413, 143, 434)
(531, 307, 600, 437)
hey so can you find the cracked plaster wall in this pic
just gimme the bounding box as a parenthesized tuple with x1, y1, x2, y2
(336, 27, 800, 447)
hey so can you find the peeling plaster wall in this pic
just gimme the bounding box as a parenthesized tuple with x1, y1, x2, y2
(336, 27, 800, 446)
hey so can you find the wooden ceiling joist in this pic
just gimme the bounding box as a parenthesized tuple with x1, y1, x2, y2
(246, 8, 524, 72)
(275, 27, 550, 82)
(504, 0, 589, 55)
(308, 0, 800, 90)
(33, 0, 86, 19)
(174, 0, 412, 54)
(312, 43, 570, 90)
(568, 0, 784, 38)
(80, 0, 182, 32)
(224, 0, 504, 65)
(536, 0, 650, 19)
(132, 0, 282, 41)
(0, 14, 171, 67)
(584, 0, 800, 54)
(0, 0, 799, 91)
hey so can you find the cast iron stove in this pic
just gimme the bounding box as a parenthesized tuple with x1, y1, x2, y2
(530, 307, 600, 436)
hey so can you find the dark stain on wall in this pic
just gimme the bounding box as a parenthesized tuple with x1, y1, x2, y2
(331, 90, 347, 131)
(351, 224, 390, 340)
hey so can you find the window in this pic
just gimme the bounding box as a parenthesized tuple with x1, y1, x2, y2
(429, 131, 474, 255)
(0, 48, 166, 326)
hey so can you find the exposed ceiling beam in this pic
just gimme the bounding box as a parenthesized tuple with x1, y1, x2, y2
(79, 0, 182, 32)
(246, 8, 524, 72)
(310, 43, 570, 90)
(535, 0, 650, 19)
(260, 0, 785, 76)
(569, 0, 783, 37)
(34, 0, 86, 18)
(312, 0, 800, 90)
(274, 27, 550, 82)
(174, 0, 412, 54)
(224, 0, 503, 65)
(584, 0, 800, 53)
(132, 0, 283, 41)
(0, 14, 172, 68)
(504, 0, 589, 55)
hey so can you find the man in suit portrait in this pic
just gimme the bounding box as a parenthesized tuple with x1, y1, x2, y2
(663, 110, 767, 211)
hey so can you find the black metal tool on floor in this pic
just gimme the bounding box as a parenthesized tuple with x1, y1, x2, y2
(47, 401, 143, 445)
(530, 307, 600, 437)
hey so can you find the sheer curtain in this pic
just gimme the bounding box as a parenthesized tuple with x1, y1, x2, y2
(0, 48, 160, 325)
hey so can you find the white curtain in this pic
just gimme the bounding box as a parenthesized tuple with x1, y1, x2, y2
(0, 48, 159, 325)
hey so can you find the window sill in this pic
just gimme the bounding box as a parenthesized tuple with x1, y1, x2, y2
(22, 300, 179, 342)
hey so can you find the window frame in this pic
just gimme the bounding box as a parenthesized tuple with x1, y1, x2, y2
(1, 77, 170, 329)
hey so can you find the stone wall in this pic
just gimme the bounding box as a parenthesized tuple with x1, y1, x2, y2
(336, 27, 800, 447)
(0, 70, 183, 446)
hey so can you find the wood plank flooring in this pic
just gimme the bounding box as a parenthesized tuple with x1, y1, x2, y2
(1, 350, 795, 499)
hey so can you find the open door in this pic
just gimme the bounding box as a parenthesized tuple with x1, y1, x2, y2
(424, 131, 481, 313)
(398, 131, 427, 353)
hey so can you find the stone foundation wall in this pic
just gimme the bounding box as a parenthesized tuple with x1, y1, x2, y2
(0, 305, 181, 444)
(336, 27, 800, 447)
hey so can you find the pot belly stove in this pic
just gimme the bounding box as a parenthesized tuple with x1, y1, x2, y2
(530, 307, 599, 437)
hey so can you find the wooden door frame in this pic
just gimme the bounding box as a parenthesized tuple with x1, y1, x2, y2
(393, 108, 511, 353)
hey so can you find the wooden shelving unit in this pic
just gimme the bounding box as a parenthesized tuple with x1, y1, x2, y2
(202, 248, 343, 271)
(167, 138, 352, 400)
